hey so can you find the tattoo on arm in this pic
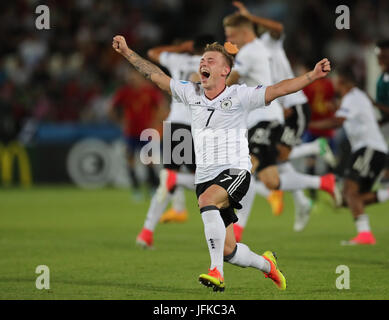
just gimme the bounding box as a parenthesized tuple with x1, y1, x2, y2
(124, 50, 165, 80)
(305, 72, 313, 83)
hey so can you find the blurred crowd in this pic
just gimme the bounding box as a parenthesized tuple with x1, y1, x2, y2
(1, 0, 389, 141)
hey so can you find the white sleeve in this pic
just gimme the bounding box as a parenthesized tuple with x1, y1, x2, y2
(159, 52, 183, 70)
(169, 79, 194, 105)
(335, 96, 356, 119)
(233, 48, 252, 77)
(237, 84, 268, 111)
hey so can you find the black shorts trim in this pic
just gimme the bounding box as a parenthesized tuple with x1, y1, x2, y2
(280, 103, 311, 147)
(248, 121, 283, 173)
(344, 147, 387, 193)
(162, 122, 196, 173)
(195, 169, 251, 227)
(200, 205, 218, 213)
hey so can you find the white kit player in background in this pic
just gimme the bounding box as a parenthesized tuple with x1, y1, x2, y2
(309, 66, 389, 245)
(260, 33, 335, 162)
(233, 1, 336, 166)
(112, 34, 331, 291)
(136, 35, 215, 248)
(223, 8, 339, 241)
(258, 30, 316, 232)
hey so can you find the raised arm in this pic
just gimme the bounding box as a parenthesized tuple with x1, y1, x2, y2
(147, 40, 194, 64)
(233, 1, 283, 35)
(112, 35, 172, 94)
(265, 58, 331, 105)
(309, 117, 345, 130)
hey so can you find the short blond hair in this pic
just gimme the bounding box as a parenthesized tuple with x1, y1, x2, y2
(223, 14, 255, 31)
(203, 42, 234, 69)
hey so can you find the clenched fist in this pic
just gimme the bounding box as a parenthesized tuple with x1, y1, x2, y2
(312, 58, 331, 80)
(112, 35, 130, 55)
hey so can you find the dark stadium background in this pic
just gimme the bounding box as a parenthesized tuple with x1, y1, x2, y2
(1, 0, 388, 187)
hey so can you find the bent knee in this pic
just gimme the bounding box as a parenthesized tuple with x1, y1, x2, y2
(277, 145, 291, 162)
(198, 193, 216, 208)
(260, 176, 280, 190)
(343, 189, 359, 203)
(223, 244, 237, 260)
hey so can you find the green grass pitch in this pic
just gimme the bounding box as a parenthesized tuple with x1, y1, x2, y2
(1, 186, 389, 300)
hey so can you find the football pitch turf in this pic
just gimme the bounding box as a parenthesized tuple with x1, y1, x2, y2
(1, 186, 389, 300)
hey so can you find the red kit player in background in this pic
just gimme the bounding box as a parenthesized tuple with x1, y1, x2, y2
(110, 69, 168, 200)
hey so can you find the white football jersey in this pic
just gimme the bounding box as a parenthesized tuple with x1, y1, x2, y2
(159, 52, 201, 125)
(335, 87, 388, 153)
(233, 38, 284, 128)
(170, 79, 268, 184)
(260, 32, 307, 109)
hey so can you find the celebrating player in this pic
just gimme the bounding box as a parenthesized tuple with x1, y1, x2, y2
(232, 1, 336, 166)
(309, 66, 389, 245)
(223, 12, 339, 240)
(112, 34, 331, 291)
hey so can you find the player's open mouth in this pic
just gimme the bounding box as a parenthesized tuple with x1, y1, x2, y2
(201, 71, 210, 78)
(200, 68, 210, 80)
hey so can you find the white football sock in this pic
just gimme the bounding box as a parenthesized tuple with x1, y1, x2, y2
(255, 180, 271, 197)
(172, 187, 186, 212)
(226, 243, 270, 273)
(289, 140, 320, 159)
(279, 162, 320, 191)
(277, 162, 292, 174)
(201, 208, 226, 276)
(144, 192, 172, 231)
(176, 172, 195, 190)
(235, 175, 256, 228)
(293, 190, 310, 208)
(377, 189, 389, 203)
(355, 213, 371, 233)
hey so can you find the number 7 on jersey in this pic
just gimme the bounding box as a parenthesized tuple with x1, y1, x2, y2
(206, 108, 215, 127)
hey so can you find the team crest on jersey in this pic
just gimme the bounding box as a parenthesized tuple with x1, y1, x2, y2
(220, 97, 233, 110)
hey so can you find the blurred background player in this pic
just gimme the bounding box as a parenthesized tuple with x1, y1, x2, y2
(136, 35, 214, 248)
(224, 12, 287, 219)
(230, 2, 308, 233)
(232, 2, 337, 221)
(309, 66, 389, 245)
(109, 68, 168, 201)
(223, 12, 338, 241)
(231, 2, 336, 166)
(231, 3, 332, 159)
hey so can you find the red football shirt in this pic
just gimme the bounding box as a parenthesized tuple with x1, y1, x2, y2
(112, 84, 163, 137)
(303, 78, 336, 138)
